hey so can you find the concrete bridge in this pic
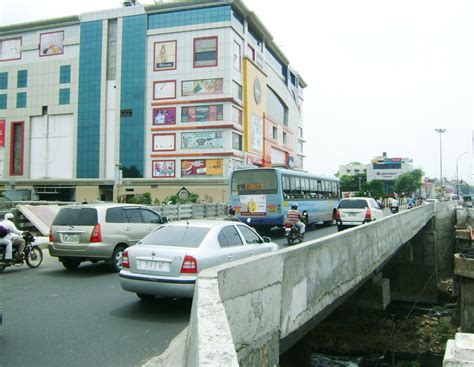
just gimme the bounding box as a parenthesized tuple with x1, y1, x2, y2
(152, 202, 456, 366)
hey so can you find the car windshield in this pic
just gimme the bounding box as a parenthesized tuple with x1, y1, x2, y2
(141, 225, 210, 248)
(338, 199, 368, 209)
(52, 207, 98, 226)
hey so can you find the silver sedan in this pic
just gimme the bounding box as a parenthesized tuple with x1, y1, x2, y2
(119, 220, 278, 300)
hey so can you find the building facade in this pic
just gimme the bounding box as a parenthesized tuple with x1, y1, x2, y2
(0, 0, 306, 202)
(366, 152, 414, 193)
(338, 162, 367, 177)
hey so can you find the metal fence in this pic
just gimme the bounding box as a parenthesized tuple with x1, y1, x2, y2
(149, 203, 228, 221)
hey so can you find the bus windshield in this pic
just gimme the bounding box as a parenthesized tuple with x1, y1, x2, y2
(231, 170, 278, 195)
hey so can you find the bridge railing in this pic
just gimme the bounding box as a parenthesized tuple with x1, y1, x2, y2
(182, 203, 443, 366)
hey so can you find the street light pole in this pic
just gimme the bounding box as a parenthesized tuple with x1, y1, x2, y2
(456, 152, 468, 195)
(434, 128, 446, 197)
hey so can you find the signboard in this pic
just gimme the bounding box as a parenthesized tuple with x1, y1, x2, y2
(153, 107, 176, 125)
(154, 41, 176, 71)
(152, 160, 175, 178)
(181, 131, 223, 149)
(0, 120, 4, 147)
(182, 78, 223, 96)
(240, 195, 266, 216)
(181, 159, 223, 177)
(40, 31, 64, 56)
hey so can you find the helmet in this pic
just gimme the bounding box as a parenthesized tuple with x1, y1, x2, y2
(291, 203, 298, 210)
(4, 213, 14, 220)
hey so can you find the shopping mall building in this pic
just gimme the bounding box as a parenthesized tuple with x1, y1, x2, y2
(0, 0, 306, 202)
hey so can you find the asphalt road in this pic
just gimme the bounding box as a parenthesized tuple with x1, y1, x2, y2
(0, 223, 338, 367)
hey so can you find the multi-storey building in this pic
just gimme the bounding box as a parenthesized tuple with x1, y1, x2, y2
(366, 152, 414, 193)
(338, 162, 368, 177)
(0, 0, 306, 202)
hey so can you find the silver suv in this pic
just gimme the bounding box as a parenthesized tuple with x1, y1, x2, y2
(48, 203, 167, 271)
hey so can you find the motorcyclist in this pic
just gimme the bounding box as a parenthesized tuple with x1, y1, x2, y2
(287, 203, 306, 237)
(389, 197, 399, 209)
(223, 207, 240, 222)
(0, 213, 25, 262)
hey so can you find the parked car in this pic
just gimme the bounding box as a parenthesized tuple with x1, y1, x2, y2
(48, 203, 168, 271)
(335, 197, 384, 231)
(119, 220, 278, 300)
(424, 198, 439, 205)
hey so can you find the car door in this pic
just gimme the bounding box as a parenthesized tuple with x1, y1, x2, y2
(216, 225, 248, 264)
(140, 208, 164, 235)
(123, 207, 148, 245)
(236, 225, 269, 256)
(370, 199, 383, 220)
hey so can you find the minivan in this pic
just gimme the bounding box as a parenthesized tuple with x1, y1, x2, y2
(335, 197, 384, 231)
(48, 203, 167, 271)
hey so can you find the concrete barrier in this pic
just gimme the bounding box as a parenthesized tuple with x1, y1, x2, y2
(152, 203, 443, 366)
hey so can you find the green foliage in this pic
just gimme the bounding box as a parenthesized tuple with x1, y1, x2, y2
(137, 192, 152, 204)
(162, 192, 200, 204)
(393, 169, 424, 195)
(340, 174, 367, 192)
(127, 196, 137, 204)
(360, 180, 385, 198)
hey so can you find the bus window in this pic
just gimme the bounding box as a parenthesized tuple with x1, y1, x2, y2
(301, 178, 310, 198)
(309, 179, 317, 198)
(231, 169, 278, 195)
(282, 175, 291, 198)
(291, 176, 301, 198)
(317, 180, 322, 197)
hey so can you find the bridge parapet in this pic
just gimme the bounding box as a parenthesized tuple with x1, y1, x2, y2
(181, 204, 449, 366)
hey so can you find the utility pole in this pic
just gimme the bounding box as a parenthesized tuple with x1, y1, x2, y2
(434, 129, 446, 197)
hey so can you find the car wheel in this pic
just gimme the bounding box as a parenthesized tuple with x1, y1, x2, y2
(110, 245, 127, 272)
(61, 259, 81, 270)
(137, 293, 155, 301)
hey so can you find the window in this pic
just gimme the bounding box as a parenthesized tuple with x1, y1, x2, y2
(233, 81, 242, 100)
(124, 208, 142, 223)
(10, 121, 24, 175)
(272, 126, 278, 140)
(247, 44, 255, 61)
(283, 132, 288, 145)
(181, 104, 223, 123)
(194, 36, 218, 68)
(53, 208, 98, 226)
(232, 132, 242, 150)
(141, 209, 162, 224)
(298, 141, 303, 153)
(144, 226, 209, 248)
(60, 65, 71, 84)
(17, 70, 27, 88)
(59, 88, 70, 105)
(0, 94, 6, 109)
(16, 92, 26, 108)
(0, 72, 7, 89)
(267, 87, 288, 125)
(237, 225, 261, 244)
(298, 127, 303, 139)
(290, 72, 296, 86)
(233, 40, 241, 71)
(232, 106, 242, 125)
(106, 207, 126, 223)
(218, 226, 243, 247)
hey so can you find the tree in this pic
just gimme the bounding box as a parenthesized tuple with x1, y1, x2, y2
(393, 169, 424, 196)
(340, 174, 367, 193)
(361, 180, 385, 198)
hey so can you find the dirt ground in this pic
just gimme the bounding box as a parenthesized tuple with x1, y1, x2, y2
(310, 279, 458, 364)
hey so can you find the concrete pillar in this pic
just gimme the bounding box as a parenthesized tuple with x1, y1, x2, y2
(443, 333, 474, 366)
(384, 223, 439, 304)
(454, 254, 474, 332)
(279, 333, 312, 367)
(349, 273, 391, 310)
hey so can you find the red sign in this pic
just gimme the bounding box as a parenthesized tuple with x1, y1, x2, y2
(0, 120, 5, 147)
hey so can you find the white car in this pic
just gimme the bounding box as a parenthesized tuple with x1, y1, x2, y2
(335, 197, 384, 231)
(119, 220, 278, 300)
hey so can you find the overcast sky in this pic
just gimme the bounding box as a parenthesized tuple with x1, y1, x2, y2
(1, 0, 472, 183)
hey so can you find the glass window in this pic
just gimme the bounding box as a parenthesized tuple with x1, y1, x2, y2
(219, 225, 243, 247)
(232, 132, 242, 150)
(124, 208, 143, 223)
(237, 225, 261, 244)
(17, 70, 27, 88)
(142, 225, 210, 248)
(60, 65, 71, 84)
(233, 40, 241, 72)
(140, 209, 162, 224)
(272, 126, 277, 139)
(338, 199, 369, 209)
(53, 208, 98, 226)
(231, 169, 278, 195)
(16, 92, 26, 108)
(233, 81, 242, 100)
(0, 72, 7, 89)
(232, 106, 242, 125)
(247, 44, 255, 61)
(194, 36, 217, 68)
(267, 87, 288, 125)
(283, 132, 288, 145)
(59, 88, 70, 105)
(0, 94, 6, 109)
(181, 104, 223, 123)
(106, 207, 126, 223)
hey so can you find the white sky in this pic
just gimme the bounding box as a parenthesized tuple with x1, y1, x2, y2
(1, 0, 473, 183)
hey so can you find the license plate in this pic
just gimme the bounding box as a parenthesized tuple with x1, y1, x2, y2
(137, 260, 170, 272)
(63, 234, 78, 242)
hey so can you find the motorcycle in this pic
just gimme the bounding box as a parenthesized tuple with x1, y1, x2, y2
(284, 222, 304, 246)
(0, 232, 43, 272)
(390, 205, 399, 214)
